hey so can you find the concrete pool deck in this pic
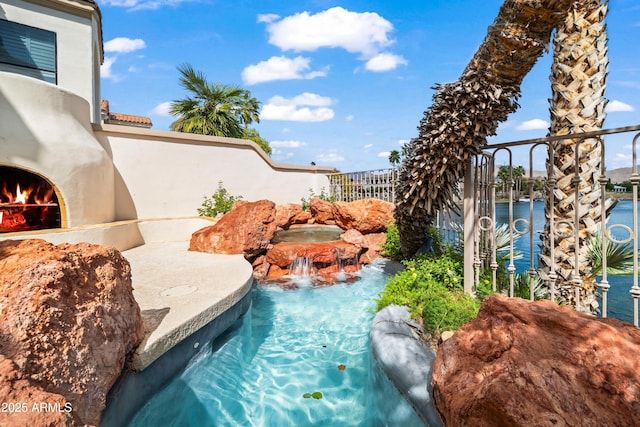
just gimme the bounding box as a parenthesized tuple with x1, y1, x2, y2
(0, 217, 255, 372)
(123, 241, 254, 370)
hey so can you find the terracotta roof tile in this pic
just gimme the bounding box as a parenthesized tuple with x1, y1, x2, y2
(108, 112, 152, 125)
(100, 99, 152, 127)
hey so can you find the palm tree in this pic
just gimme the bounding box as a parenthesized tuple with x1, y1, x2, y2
(395, 0, 576, 257)
(538, 0, 609, 313)
(170, 63, 247, 138)
(238, 91, 261, 131)
(388, 150, 401, 167)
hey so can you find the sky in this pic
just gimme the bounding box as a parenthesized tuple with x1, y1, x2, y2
(97, 0, 640, 172)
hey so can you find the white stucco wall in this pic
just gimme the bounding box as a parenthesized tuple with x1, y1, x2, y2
(0, 71, 115, 226)
(1, 0, 102, 122)
(93, 125, 333, 220)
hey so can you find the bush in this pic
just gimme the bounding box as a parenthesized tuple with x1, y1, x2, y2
(376, 251, 480, 337)
(197, 181, 243, 217)
(380, 223, 403, 260)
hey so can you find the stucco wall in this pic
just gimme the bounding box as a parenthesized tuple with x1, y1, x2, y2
(1, 0, 101, 122)
(0, 71, 116, 226)
(93, 125, 333, 220)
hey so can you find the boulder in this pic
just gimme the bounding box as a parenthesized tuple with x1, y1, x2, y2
(340, 229, 367, 246)
(275, 204, 311, 229)
(332, 199, 394, 233)
(360, 232, 387, 264)
(432, 294, 640, 427)
(265, 241, 362, 269)
(190, 200, 277, 260)
(0, 354, 79, 426)
(0, 239, 144, 427)
(310, 197, 334, 224)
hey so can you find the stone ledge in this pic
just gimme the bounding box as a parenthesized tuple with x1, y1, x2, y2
(370, 305, 444, 427)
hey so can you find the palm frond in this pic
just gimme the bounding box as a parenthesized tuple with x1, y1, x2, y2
(586, 231, 635, 277)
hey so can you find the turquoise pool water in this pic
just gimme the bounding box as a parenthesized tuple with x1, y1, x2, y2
(129, 261, 425, 426)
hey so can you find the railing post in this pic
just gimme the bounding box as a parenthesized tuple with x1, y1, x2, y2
(464, 158, 475, 295)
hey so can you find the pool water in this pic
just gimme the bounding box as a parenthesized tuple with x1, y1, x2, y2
(129, 261, 425, 426)
(271, 225, 344, 243)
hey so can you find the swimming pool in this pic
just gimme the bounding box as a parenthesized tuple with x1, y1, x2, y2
(129, 260, 425, 426)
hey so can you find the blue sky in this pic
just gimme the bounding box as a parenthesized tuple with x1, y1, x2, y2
(98, 0, 639, 172)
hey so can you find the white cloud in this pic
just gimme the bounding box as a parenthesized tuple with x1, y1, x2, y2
(272, 149, 295, 159)
(261, 105, 334, 122)
(270, 140, 307, 148)
(150, 101, 171, 116)
(317, 151, 345, 163)
(100, 56, 122, 81)
(262, 7, 395, 57)
(257, 13, 280, 23)
(242, 56, 328, 85)
(269, 92, 332, 107)
(363, 143, 373, 150)
(516, 118, 549, 131)
(345, 115, 355, 121)
(606, 100, 635, 112)
(261, 93, 335, 122)
(104, 37, 146, 53)
(377, 151, 391, 158)
(364, 52, 408, 72)
(398, 139, 409, 146)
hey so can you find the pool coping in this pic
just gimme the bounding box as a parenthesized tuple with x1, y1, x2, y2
(370, 304, 444, 427)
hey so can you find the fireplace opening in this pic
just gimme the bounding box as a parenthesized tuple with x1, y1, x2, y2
(0, 166, 62, 232)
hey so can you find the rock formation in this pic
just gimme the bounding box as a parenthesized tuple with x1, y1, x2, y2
(432, 294, 640, 426)
(191, 198, 395, 283)
(275, 203, 312, 229)
(189, 199, 277, 260)
(309, 197, 335, 224)
(0, 239, 144, 427)
(332, 199, 394, 233)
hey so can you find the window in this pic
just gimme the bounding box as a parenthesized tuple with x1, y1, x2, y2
(0, 19, 57, 84)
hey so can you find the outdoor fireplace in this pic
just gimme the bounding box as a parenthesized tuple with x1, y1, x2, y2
(0, 166, 62, 232)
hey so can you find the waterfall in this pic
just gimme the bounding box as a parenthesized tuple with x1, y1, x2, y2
(289, 256, 313, 277)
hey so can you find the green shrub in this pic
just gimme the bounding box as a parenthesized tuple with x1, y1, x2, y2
(376, 251, 480, 336)
(380, 223, 403, 260)
(197, 181, 243, 217)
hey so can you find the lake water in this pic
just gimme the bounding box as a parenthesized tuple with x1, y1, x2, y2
(496, 200, 637, 324)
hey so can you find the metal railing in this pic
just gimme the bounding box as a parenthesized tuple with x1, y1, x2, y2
(467, 124, 640, 326)
(327, 168, 398, 203)
(330, 124, 640, 326)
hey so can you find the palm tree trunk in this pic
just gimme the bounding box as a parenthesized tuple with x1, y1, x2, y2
(396, 0, 576, 257)
(538, 0, 609, 313)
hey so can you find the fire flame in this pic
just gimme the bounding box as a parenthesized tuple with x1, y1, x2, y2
(1, 182, 54, 205)
(15, 183, 28, 204)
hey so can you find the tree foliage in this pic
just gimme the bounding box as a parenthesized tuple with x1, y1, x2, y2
(170, 63, 271, 155)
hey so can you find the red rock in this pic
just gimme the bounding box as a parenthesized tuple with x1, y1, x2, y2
(359, 232, 387, 264)
(190, 200, 277, 259)
(432, 294, 640, 427)
(251, 255, 269, 280)
(0, 239, 144, 427)
(332, 199, 394, 233)
(0, 355, 80, 426)
(310, 197, 334, 224)
(265, 241, 362, 268)
(265, 264, 290, 280)
(275, 204, 311, 229)
(340, 229, 367, 246)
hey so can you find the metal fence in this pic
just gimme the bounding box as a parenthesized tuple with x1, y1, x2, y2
(330, 124, 640, 326)
(327, 168, 398, 203)
(467, 124, 640, 326)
